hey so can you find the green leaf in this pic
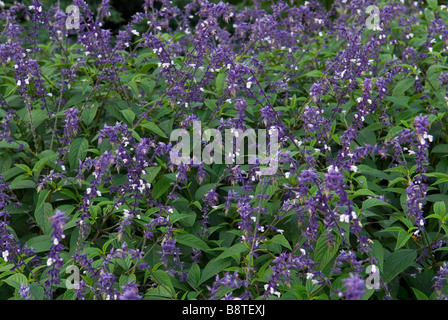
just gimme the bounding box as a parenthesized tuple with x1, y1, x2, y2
(152, 269, 175, 295)
(188, 263, 201, 287)
(383, 249, 417, 283)
(300, 70, 322, 78)
(9, 179, 36, 190)
(411, 287, 429, 300)
(215, 242, 248, 262)
(33, 154, 58, 179)
(395, 230, 412, 251)
(69, 138, 89, 170)
(349, 189, 378, 199)
(195, 183, 218, 201)
(26, 235, 53, 253)
(314, 233, 341, 271)
(120, 109, 135, 124)
(0, 154, 12, 174)
(35, 203, 53, 234)
(175, 232, 210, 252)
(29, 283, 45, 300)
(216, 73, 227, 93)
(393, 78, 415, 97)
(357, 165, 391, 181)
(144, 166, 161, 184)
(371, 240, 384, 272)
(270, 234, 292, 250)
(152, 175, 172, 200)
(140, 122, 168, 139)
(434, 201, 446, 217)
(432, 144, 448, 154)
(3, 273, 27, 290)
(36, 189, 50, 210)
(199, 259, 231, 285)
(81, 102, 99, 126)
(362, 198, 399, 212)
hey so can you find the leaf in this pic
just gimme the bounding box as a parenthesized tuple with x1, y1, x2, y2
(69, 138, 89, 170)
(349, 189, 377, 199)
(152, 269, 175, 295)
(144, 166, 161, 184)
(29, 283, 45, 300)
(81, 102, 99, 126)
(383, 249, 417, 283)
(35, 189, 50, 210)
(33, 153, 58, 179)
(0, 154, 12, 174)
(140, 122, 168, 139)
(9, 179, 36, 190)
(357, 165, 391, 181)
(362, 198, 399, 211)
(175, 232, 210, 252)
(195, 183, 217, 201)
(26, 235, 53, 253)
(432, 144, 448, 154)
(412, 287, 429, 300)
(395, 230, 412, 251)
(270, 234, 292, 250)
(120, 109, 135, 124)
(300, 70, 323, 78)
(215, 242, 248, 262)
(314, 233, 341, 271)
(371, 240, 384, 272)
(434, 201, 446, 217)
(199, 259, 231, 285)
(152, 175, 172, 200)
(104, 102, 128, 123)
(188, 263, 201, 287)
(35, 203, 53, 234)
(393, 78, 415, 97)
(3, 273, 27, 290)
(215, 72, 227, 93)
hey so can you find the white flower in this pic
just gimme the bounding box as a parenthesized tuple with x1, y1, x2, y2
(47, 258, 54, 266)
(123, 209, 130, 218)
(86, 188, 92, 195)
(2, 250, 9, 262)
(246, 81, 252, 89)
(306, 273, 314, 279)
(53, 238, 59, 245)
(285, 172, 290, 179)
(350, 165, 358, 172)
(131, 30, 140, 36)
(339, 214, 350, 223)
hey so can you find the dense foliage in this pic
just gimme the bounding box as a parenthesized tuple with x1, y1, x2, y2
(1, 0, 448, 300)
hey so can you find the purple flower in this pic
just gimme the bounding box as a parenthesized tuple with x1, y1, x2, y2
(44, 209, 67, 298)
(342, 273, 366, 300)
(119, 282, 142, 300)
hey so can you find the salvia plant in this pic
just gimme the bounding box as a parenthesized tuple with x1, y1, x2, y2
(0, 0, 448, 301)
